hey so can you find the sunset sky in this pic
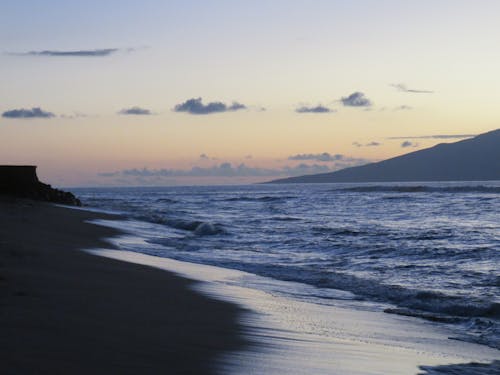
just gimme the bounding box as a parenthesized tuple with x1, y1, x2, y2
(1, 0, 499, 186)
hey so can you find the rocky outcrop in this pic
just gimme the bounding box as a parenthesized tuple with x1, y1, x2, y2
(0, 166, 81, 206)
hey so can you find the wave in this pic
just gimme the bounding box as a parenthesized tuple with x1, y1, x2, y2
(223, 195, 296, 202)
(270, 216, 302, 222)
(419, 360, 500, 375)
(158, 218, 224, 235)
(123, 212, 226, 236)
(155, 198, 177, 203)
(262, 264, 500, 323)
(311, 226, 363, 236)
(337, 185, 500, 194)
(382, 289, 500, 320)
(384, 307, 464, 323)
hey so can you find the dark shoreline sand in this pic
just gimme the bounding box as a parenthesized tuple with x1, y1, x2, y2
(0, 198, 246, 374)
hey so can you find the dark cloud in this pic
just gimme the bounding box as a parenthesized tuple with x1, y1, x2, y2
(390, 83, 434, 94)
(118, 107, 152, 115)
(2, 107, 55, 119)
(173, 98, 247, 115)
(340, 92, 372, 107)
(199, 153, 210, 160)
(228, 102, 246, 111)
(401, 141, 419, 148)
(14, 48, 119, 57)
(296, 105, 334, 113)
(289, 152, 344, 162)
(388, 134, 476, 140)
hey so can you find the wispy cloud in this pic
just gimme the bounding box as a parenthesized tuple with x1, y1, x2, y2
(173, 98, 246, 115)
(99, 163, 332, 178)
(296, 105, 334, 113)
(401, 141, 419, 148)
(199, 153, 218, 160)
(60, 112, 88, 119)
(388, 134, 475, 140)
(288, 152, 344, 162)
(288, 153, 370, 169)
(12, 48, 121, 57)
(118, 107, 152, 115)
(353, 141, 382, 147)
(390, 83, 434, 94)
(394, 105, 412, 111)
(340, 92, 372, 107)
(2, 107, 55, 119)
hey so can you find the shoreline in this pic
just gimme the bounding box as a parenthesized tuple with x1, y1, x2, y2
(90, 246, 500, 375)
(0, 198, 247, 374)
(2, 197, 499, 374)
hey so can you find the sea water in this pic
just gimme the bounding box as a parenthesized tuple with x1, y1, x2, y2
(73, 182, 500, 354)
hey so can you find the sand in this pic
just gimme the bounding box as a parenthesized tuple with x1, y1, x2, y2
(0, 197, 246, 375)
(91, 242, 500, 375)
(2, 197, 499, 375)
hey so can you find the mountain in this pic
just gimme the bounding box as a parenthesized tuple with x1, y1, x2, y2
(268, 129, 500, 183)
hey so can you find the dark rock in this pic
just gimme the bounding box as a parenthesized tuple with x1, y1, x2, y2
(0, 165, 81, 206)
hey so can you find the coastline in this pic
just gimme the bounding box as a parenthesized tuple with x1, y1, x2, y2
(0, 198, 246, 374)
(2, 195, 499, 374)
(90, 246, 500, 375)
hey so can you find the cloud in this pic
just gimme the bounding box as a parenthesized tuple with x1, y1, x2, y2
(401, 141, 419, 148)
(353, 141, 382, 147)
(340, 92, 372, 107)
(388, 134, 476, 140)
(173, 98, 247, 115)
(296, 105, 334, 113)
(394, 105, 412, 111)
(60, 111, 88, 119)
(288, 152, 344, 162)
(118, 107, 152, 115)
(2, 107, 55, 119)
(99, 163, 333, 179)
(390, 83, 434, 94)
(13, 48, 119, 57)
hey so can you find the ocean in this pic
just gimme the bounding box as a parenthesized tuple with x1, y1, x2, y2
(73, 181, 500, 355)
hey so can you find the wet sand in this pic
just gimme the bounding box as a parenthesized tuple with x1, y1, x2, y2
(0, 198, 246, 374)
(90, 245, 500, 375)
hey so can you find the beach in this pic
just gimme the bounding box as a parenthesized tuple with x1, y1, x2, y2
(1, 194, 499, 375)
(0, 198, 245, 374)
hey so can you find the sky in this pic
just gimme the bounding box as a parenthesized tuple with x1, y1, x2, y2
(1, 0, 499, 186)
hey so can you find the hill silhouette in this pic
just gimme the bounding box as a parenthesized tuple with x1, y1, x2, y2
(268, 129, 500, 183)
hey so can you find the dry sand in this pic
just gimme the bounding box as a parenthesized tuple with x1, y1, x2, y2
(0, 197, 246, 374)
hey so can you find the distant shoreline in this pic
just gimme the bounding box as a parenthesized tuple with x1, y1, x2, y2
(267, 129, 500, 184)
